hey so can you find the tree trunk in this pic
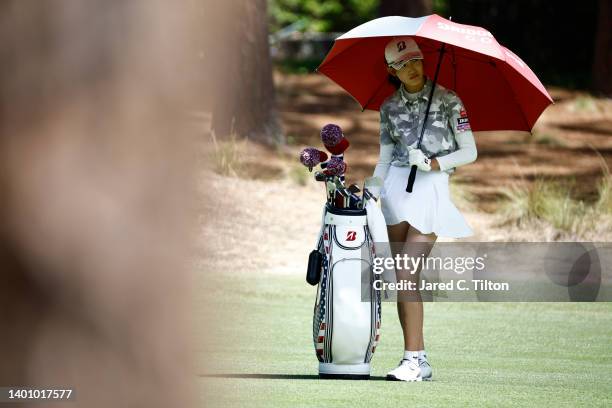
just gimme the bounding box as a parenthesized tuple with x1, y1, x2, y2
(206, 0, 283, 145)
(592, 0, 612, 96)
(379, 0, 432, 17)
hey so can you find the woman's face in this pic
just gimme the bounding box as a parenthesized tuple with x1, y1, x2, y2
(390, 59, 425, 91)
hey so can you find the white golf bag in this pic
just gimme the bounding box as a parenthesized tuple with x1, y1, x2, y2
(310, 204, 382, 379)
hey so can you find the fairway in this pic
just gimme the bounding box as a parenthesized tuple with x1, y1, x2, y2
(196, 272, 612, 407)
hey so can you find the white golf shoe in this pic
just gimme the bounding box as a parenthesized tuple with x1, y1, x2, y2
(386, 359, 422, 382)
(419, 359, 432, 381)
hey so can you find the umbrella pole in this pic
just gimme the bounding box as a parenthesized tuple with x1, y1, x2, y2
(406, 43, 447, 193)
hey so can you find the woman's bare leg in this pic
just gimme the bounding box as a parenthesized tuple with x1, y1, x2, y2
(387, 222, 410, 254)
(396, 226, 437, 351)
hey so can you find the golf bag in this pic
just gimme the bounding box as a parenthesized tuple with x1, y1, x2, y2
(310, 204, 381, 379)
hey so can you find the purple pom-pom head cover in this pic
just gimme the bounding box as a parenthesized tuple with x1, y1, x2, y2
(300, 147, 323, 168)
(326, 156, 346, 176)
(320, 124, 343, 147)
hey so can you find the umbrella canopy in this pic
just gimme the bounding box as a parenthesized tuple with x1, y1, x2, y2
(317, 15, 553, 132)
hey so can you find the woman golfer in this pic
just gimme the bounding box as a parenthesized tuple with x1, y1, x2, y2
(374, 36, 477, 382)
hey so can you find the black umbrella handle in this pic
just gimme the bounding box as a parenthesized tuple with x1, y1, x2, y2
(406, 43, 446, 194)
(406, 165, 418, 192)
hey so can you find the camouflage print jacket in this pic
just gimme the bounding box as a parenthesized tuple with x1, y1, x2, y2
(380, 78, 473, 174)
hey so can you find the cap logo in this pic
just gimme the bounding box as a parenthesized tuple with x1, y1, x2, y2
(396, 41, 406, 52)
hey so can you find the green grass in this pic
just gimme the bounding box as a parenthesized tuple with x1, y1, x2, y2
(573, 96, 598, 113)
(210, 130, 244, 177)
(497, 150, 612, 239)
(498, 178, 612, 239)
(288, 163, 311, 186)
(499, 178, 590, 233)
(595, 153, 612, 214)
(529, 132, 566, 147)
(197, 273, 612, 407)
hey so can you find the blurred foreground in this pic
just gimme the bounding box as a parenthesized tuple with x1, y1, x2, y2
(0, 2, 199, 407)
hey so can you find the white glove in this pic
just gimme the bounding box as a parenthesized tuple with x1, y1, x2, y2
(409, 149, 431, 172)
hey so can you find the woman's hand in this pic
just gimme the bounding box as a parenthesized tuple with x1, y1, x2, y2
(408, 149, 432, 172)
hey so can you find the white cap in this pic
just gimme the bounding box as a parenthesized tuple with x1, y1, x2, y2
(384, 36, 423, 70)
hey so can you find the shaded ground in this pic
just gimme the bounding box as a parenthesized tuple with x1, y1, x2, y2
(204, 71, 612, 243)
(274, 72, 612, 212)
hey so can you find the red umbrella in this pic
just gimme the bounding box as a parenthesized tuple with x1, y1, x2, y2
(317, 14, 553, 132)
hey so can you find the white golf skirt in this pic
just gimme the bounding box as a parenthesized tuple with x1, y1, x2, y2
(380, 166, 473, 238)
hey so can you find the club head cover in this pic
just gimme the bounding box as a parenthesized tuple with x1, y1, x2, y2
(321, 123, 349, 155)
(322, 156, 347, 176)
(323, 167, 348, 177)
(299, 147, 329, 171)
(324, 137, 350, 155)
(320, 123, 343, 146)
